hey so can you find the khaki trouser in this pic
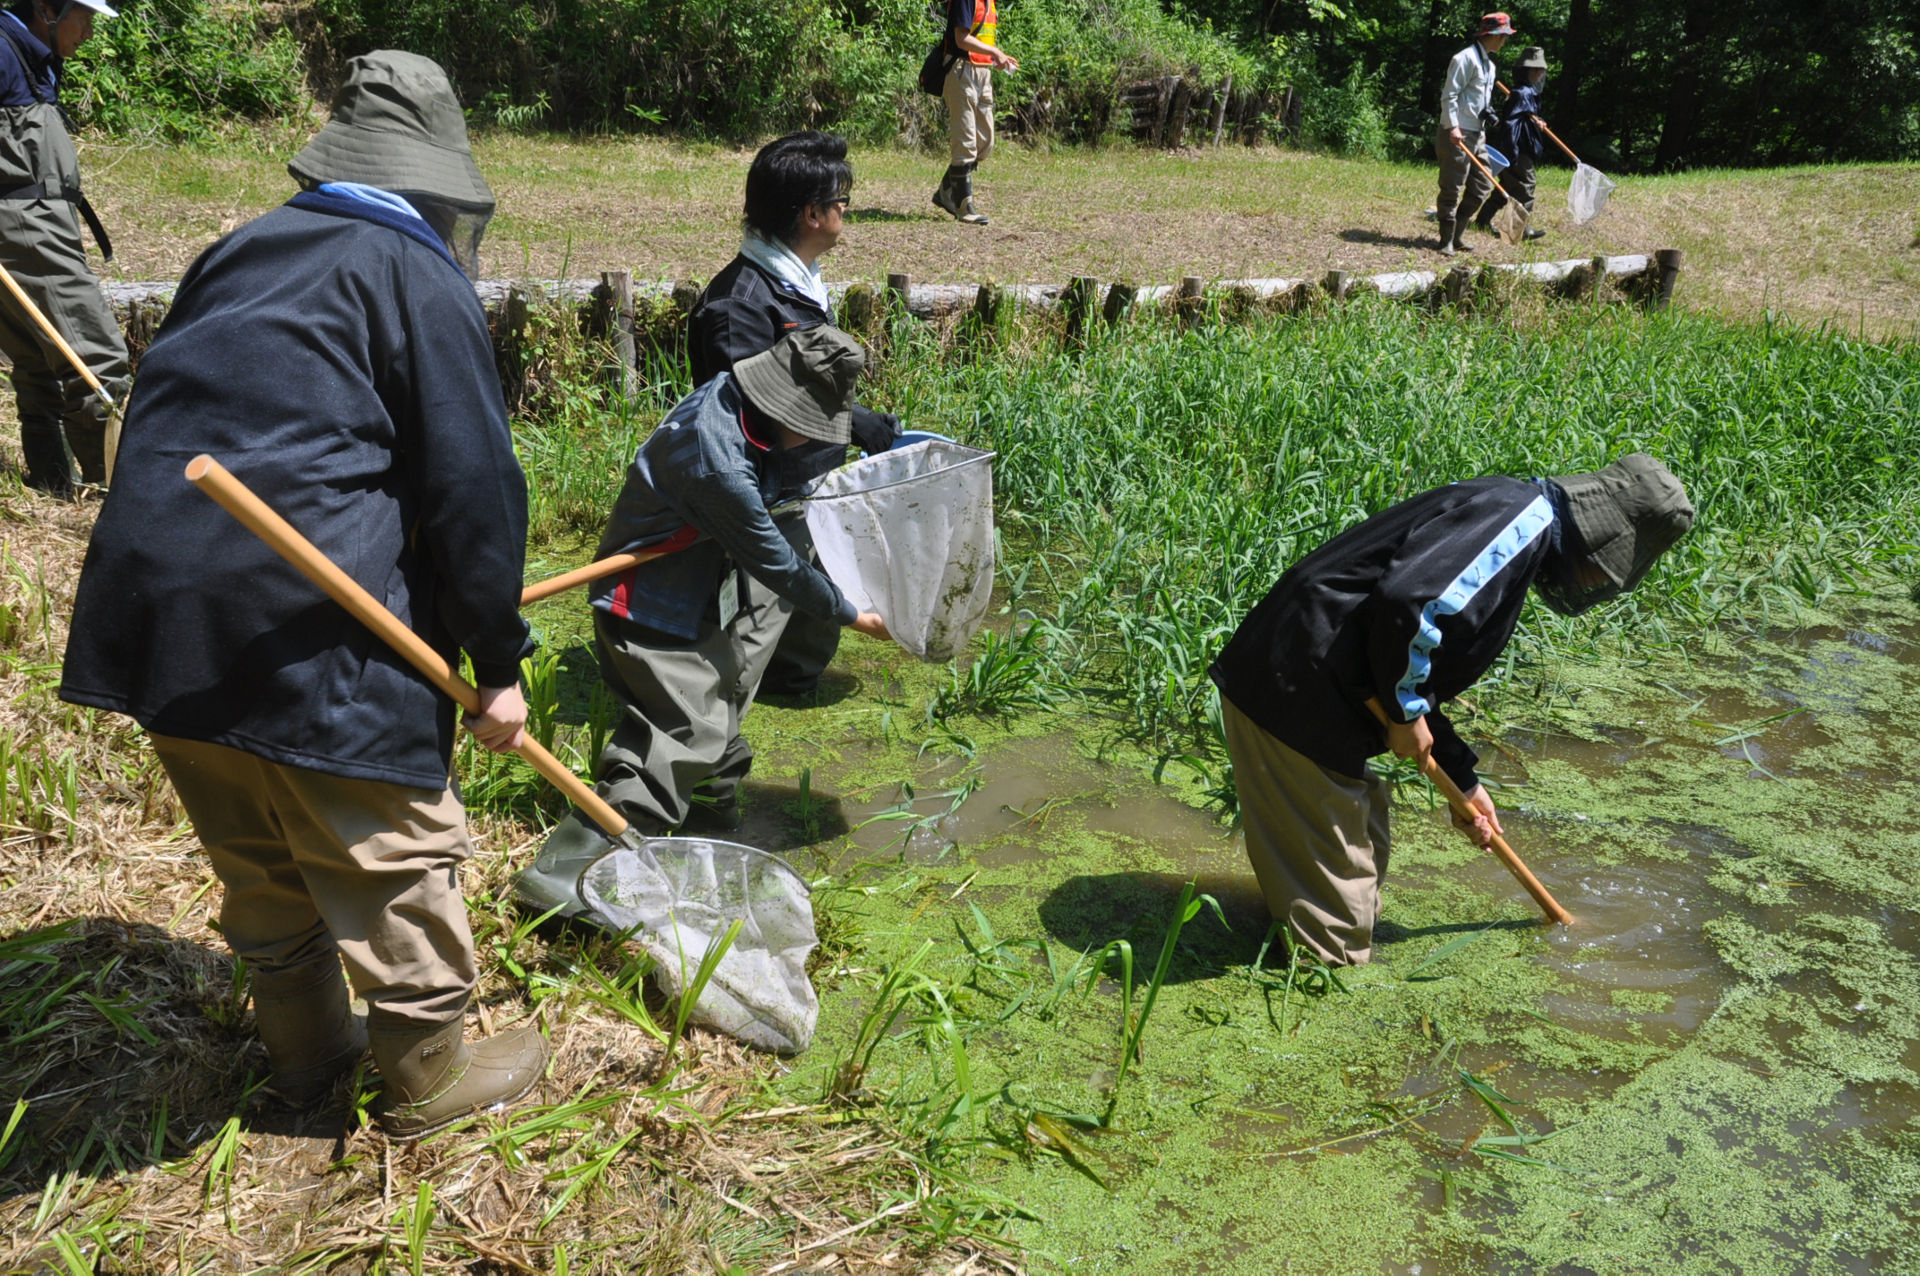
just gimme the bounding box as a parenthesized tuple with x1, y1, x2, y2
(1222, 701, 1393, 966)
(1434, 127, 1495, 226)
(151, 735, 477, 1026)
(0, 200, 130, 488)
(944, 60, 995, 168)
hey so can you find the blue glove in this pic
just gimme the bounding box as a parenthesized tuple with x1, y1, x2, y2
(892, 430, 955, 449)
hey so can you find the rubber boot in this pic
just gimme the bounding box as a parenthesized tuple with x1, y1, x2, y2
(19, 415, 76, 496)
(512, 813, 627, 927)
(956, 165, 988, 226)
(1436, 218, 1457, 258)
(369, 1011, 548, 1140)
(250, 954, 368, 1107)
(1450, 207, 1477, 253)
(931, 165, 967, 219)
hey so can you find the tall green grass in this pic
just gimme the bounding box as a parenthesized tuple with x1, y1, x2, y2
(866, 302, 1920, 785)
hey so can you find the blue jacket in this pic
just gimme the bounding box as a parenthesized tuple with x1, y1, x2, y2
(592, 373, 856, 640)
(60, 199, 533, 788)
(1496, 81, 1546, 161)
(0, 12, 56, 108)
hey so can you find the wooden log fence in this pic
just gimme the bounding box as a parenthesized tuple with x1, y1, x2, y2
(1120, 74, 1274, 147)
(99, 251, 1681, 381)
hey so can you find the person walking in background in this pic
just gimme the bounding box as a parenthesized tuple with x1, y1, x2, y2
(933, 0, 1016, 226)
(1209, 456, 1694, 966)
(1434, 11, 1513, 258)
(59, 52, 546, 1139)
(1476, 45, 1549, 241)
(0, 0, 129, 495)
(515, 328, 893, 928)
(688, 131, 901, 702)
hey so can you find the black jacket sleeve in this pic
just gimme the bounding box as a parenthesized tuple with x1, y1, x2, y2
(1362, 491, 1546, 791)
(398, 266, 534, 689)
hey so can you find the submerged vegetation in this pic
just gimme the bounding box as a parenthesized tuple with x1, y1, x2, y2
(3, 298, 1919, 1271)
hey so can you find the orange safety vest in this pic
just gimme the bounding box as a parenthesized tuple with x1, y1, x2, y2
(966, 0, 997, 64)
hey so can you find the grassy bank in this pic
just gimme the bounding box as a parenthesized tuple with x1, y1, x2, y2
(2, 301, 1918, 1271)
(84, 133, 1920, 335)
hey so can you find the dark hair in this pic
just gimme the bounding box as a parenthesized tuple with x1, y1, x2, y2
(742, 131, 852, 245)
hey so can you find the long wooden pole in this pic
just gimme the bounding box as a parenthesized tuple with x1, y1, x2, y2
(184, 454, 633, 844)
(520, 550, 655, 606)
(1366, 698, 1573, 925)
(0, 256, 123, 482)
(1531, 115, 1582, 167)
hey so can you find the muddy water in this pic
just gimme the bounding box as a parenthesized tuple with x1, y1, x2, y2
(771, 610, 1920, 1274)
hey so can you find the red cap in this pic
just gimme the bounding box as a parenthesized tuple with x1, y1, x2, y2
(1479, 12, 1517, 34)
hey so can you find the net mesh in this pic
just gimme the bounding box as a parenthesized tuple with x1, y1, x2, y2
(580, 837, 820, 1053)
(804, 440, 996, 662)
(1568, 163, 1617, 224)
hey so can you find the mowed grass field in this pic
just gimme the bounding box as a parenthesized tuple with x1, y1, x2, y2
(84, 129, 1920, 336)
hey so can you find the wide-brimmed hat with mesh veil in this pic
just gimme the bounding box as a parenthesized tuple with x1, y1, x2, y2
(1536, 453, 1694, 616)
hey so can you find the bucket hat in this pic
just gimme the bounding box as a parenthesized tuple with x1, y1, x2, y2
(1517, 46, 1549, 70)
(733, 327, 866, 445)
(1541, 453, 1694, 614)
(288, 51, 493, 213)
(1478, 12, 1517, 35)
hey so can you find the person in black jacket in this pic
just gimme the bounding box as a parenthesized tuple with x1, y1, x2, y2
(1476, 46, 1549, 241)
(689, 131, 901, 706)
(1209, 455, 1693, 966)
(59, 52, 545, 1139)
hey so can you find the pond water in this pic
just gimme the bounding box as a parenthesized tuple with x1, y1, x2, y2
(758, 606, 1920, 1274)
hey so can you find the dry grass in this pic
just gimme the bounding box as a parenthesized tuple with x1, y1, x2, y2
(81, 129, 1920, 336)
(0, 464, 1021, 1274)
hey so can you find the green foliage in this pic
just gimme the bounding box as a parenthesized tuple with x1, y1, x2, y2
(62, 0, 309, 143)
(304, 0, 1283, 142)
(1296, 63, 1390, 157)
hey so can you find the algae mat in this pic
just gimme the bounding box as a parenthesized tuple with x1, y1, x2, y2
(749, 597, 1920, 1274)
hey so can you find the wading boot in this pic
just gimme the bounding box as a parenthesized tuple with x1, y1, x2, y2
(19, 414, 76, 497)
(250, 954, 368, 1108)
(955, 165, 988, 225)
(1436, 218, 1457, 258)
(369, 1012, 548, 1140)
(931, 165, 967, 220)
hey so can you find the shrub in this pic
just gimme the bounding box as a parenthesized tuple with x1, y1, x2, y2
(62, 0, 310, 143)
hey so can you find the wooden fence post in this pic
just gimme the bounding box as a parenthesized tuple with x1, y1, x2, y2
(496, 284, 531, 410)
(1063, 276, 1098, 347)
(840, 282, 877, 337)
(1211, 75, 1232, 148)
(1443, 263, 1475, 309)
(1166, 79, 1192, 148)
(598, 270, 636, 399)
(1102, 280, 1137, 327)
(1652, 248, 1684, 312)
(885, 272, 911, 316)
(966, 283, 1003, 350)
(670, 278, 701, 315)
(1322, 269, 1351, 302)
(1176, 275, 1204, 327)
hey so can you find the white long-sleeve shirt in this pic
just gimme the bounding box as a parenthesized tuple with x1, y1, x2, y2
(1439, 41, 1496, 132)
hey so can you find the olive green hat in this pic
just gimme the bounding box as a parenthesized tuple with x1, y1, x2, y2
(1552, 453, 1694, 592)
(1517, 46, 1549, 71)
(288, 51, 493, 213)
(734, 327, 867, 445)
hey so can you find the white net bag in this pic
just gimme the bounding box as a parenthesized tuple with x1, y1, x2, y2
(580, 837, 820, 1053)
(1568, 162, 1617, 224)
(804, 440, 996, 662)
